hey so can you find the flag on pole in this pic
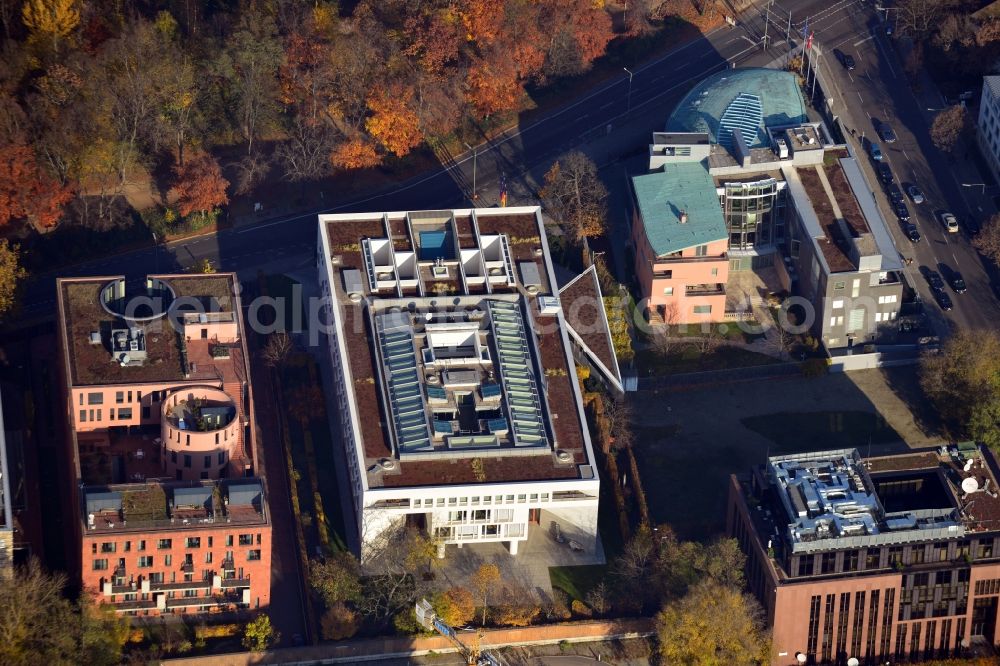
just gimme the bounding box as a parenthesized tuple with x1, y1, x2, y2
(806, 30, 814, 51)
(499, 172, 508, 208)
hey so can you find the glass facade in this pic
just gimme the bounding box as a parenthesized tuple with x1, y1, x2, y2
(719, 178, 785, 252)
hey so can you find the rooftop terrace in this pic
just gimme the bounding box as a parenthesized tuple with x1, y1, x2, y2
(59, 274, 242, 386)
(320, 208, 597, 488)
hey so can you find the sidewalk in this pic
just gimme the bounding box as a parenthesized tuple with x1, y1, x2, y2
(162, 618, 654, 665)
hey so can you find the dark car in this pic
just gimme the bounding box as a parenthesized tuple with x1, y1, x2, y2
(906, 184, 925, 204)
(895, 202, 910, 221)
(951, 272, 967, 293)
(835, 49, 856, 70)
(877, 162, 893, 185)
(926, 270, 945, 291)
(963, 215, 981, 235)
(888, 183, 904, 205)
(934, 289, 954, 311)
(878, 123, 897, 143)
(905, 223, 921, 242)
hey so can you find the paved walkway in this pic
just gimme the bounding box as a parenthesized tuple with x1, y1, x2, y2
(162, 618, 654, 665)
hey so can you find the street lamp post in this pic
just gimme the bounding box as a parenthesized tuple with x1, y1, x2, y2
(623, 67, 634, 112)
(463, 142, 478, 202)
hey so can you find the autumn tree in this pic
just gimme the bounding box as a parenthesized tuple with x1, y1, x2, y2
(930, 105, 967, 153)
(921, 329, 1000, 450)
(432, 587, 476, 627)
(331, 139, 381, 171)
(655, 579, 771, 666)
(0, 142, 72, 229)
(974, 213, 1000, 264)
(320, 603, 360, 640)
(171, 153, 229, 220)
(466, 56, 522, 117)
(21, 0, 79, 53)
(365, 84, 423, 158)
(541, 151, 608, 242)
(242, 614, 278, 652)
(470, 562, 501, 626)
(358, 526, 437, 625)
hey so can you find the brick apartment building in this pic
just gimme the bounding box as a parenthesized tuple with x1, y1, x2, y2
(56, 274, 271, 616)
(728, 445, 1000, 665)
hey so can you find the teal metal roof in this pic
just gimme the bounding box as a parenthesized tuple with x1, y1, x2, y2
(667, 68, 807, 146)
(631, 161, 727, 257)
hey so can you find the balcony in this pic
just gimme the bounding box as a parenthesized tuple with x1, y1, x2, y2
(652, 254, 724, 266)
(685, 283, 726, 296)
(220, 578, 251, 589)
(181, 561, 195, 573)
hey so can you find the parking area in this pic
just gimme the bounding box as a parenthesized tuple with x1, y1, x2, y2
(630, 366, 942, 540)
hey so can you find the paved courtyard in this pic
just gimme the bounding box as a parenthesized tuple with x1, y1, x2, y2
(631, 366, 943, 540)
(434, 512, 605, 604)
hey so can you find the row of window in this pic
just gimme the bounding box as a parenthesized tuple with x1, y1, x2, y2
(413, 493, 549, 509)
(791, 539, 990, 578)
(91, 533, 260, 555)
(168, 451, 227, 469)
(79, 407, 140, 423)
(93, 549, 260, 571)
(808, 588, 896, 663)
(831, 294, 898, 308)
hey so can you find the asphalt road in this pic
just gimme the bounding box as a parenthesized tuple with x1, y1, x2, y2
(19, 0, 829, 320)
(802, 0, 1000, 334)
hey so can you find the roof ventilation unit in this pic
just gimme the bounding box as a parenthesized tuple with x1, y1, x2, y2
(89, 331, 101, 345)
(679, 210, 688, 224)
(379, 458, 397, 471)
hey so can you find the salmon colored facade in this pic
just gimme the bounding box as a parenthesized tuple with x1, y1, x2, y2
(57, 274, 271, 617)
(728, 472, 1000, 665)
(630, 208, 729, 323)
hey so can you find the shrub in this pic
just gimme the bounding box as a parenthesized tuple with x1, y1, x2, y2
(320, 603, 360, 641)
(571, 599, 593, 618)
(800, 357, 828, 378)
(194, 623, 241, 640)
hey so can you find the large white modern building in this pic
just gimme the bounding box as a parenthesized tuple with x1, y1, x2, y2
(977, 76, 1000, 185)
(317, 207, 613, 561)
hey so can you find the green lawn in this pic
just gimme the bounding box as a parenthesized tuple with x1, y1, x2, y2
(634, 410, 901, 541)
(549, 564, 607, 604)
(637, 343, 781, 375)
(741, 411, 900, 451)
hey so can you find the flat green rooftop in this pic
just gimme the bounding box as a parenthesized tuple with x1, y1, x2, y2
(631, 161, 727, 257)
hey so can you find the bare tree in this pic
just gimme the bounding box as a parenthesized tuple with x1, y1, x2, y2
(357, 525, 436, 625)
(603, 394, 634, 452)
(540, 150, 608, 242)
(690, 324, 721, 355)
(651, 302, 681, 357)
(930, 105, 967, 153)
(262, 331, 293, 367)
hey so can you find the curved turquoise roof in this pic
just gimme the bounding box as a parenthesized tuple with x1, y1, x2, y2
(667, 68, 807, 147)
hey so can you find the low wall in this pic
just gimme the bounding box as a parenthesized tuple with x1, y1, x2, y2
(163, 617, 655, 666)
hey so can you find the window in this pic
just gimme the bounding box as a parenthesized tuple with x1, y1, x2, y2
(693, 305, 712, 314)
(164, 554, 172, 566)
(138, 540, 146, 551)
(149, 572, 163, 584)
(127, 391, 132, 402)
(186, 537, 201, 548)
(205, 552, 213, 564)
(830, 316, 844, 327)
(821, 552, 837, 574)
(695, 244, 708, 257)
(110, 409, 115, 421)
(101, 542, 116, 553)
(204, 455, 211, 469)
(157, 539, 172, 550)
(711, 268, 719, 276)
(79, 410, 86, 423)
(116, 391, 124, 404)
(218, 452, 226, 465)
(473, 510, 488, 521)
(123, 541, 131, 552)
(663, 287, 674, 296)
(226, 535, 233, 547)
(878, 294, 898, 304)
(138, 556, 153, 568)
(88, 392, 103, 405)
(834, 281, 846, 290)
(798, 555, 814, 576)
(851, 279, 860, 298)
(183, 454, 191, 468)
(832, 299, 844, 309)
(239, 534, 253, 546)
(248, 550, 261, 561)
(93, 559, 108, 571)
(96, 409, 101, 421)
(117, 408, 132, 419)
(142, 406, 150, 419)
(979, 539, 994, 559)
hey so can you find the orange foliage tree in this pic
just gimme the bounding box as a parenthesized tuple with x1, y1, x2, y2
(171, 153, 229, 219)
(466, 57, 522, 116)
(330, 139, 382, 170)
(365, 85, 423, 157)
(0, 142, 72, 229)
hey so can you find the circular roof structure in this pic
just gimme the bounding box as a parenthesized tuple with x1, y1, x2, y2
(666, 68, 808, 148)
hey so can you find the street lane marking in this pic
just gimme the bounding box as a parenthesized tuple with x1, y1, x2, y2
(873, 33, 897, 78)
(857, 91, 864, 104)
(902, 150, 910, 162)
(853, 35, 875, 47)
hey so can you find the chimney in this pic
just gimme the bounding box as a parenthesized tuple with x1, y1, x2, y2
(679, 210, 688, 224)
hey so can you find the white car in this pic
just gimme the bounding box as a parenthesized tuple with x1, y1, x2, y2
(940, 212, 959, 233)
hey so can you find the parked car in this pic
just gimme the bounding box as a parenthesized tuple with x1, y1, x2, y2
(877, 162, 893, 185)
(869, 142, 883, 161)
(926, 269, 945, 291)
(888, 183, 904, 205)
(950, 272, 967, 294)
(878, 123, 897, 143)
(934, 289, 954, 311)
(895, 202, 910, 221)
(906, 184, 925, 204)
(963, 215, 981, 235)
(939, 211, 959, 233)
(905, 223, 921, 242)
